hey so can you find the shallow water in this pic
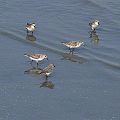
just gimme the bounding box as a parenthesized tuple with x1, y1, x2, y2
(0, 0, 120, 120)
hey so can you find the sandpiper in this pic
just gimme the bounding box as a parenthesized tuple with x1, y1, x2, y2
(40, 64, 55, 79)
(26, 23, 36, 35)
(89, 20, 100, 31)
(62, 41, 84, 52)
(24, 53, 48, 67)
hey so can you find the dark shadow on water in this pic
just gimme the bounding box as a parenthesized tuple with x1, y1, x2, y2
(24, 65, 55, 89)
(61, 51, 87, 64)
(26, 34, 36, 42)
(40, 79, 55, 89)
(24, 64, 55, 89)
(24, 66, 42, 75)
(89, 31, 100, 45)
(1, 30, 88, 64)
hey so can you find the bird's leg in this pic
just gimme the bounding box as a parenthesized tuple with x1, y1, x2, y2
(70, 48, 74, 53)
(32, 31, 33, 35)
(71, 49, 74, 54)
(37, 62, 39, 68)
(69, 50, 71, 54)
(72, 48, 74, 52)
(69, 49, 73, 54)
(69, 48, 72, 53)
(27, 30, 29, 34)
(45, 75, 48, 80)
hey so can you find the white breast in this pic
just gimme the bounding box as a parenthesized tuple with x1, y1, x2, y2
(30, 57, 44, 61)
(27, 26, 35, 31)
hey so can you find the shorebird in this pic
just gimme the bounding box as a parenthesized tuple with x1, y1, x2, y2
(24, 53, 48, 67)
(62, 41, 84, 52)
(89, 20, 100, 31)
(26, 23, 36, 35)
(40, 64, 55, 79)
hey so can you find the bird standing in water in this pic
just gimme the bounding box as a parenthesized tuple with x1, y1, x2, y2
(89, 20, 100, 31)
(62, 41, 84, 52)
(24, 53, 48, 67)
(40, 64, 55, 79)
(26, 23, 36, 35)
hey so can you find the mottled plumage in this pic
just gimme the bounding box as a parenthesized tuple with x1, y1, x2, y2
(62, 41, 84, 52)
(24, 53, 48, 66)
(40, 64, 55, 77)
(62, 41, 84, 48)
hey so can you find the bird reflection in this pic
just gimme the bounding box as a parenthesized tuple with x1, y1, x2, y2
(89, 31, 100, 44)
(24, 66, 42, 75)
(26, 34, 36, 42)
(40, 79, 55, 89)
(24, 66, 55, 89)
(61, 51, 87, 64)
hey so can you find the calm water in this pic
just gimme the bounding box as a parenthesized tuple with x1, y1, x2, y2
(0, 0, 120, 120)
